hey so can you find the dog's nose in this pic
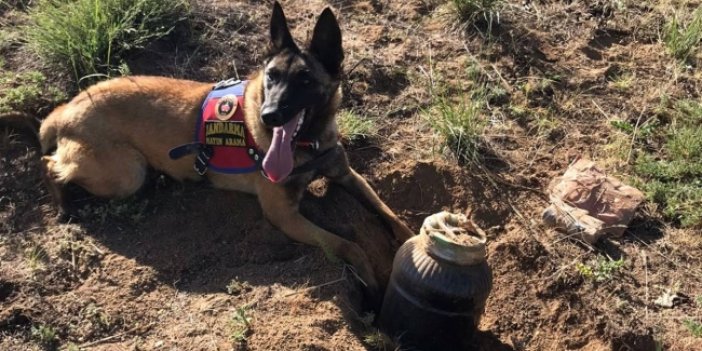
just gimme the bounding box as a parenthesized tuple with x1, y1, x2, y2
(261, 106, 284, 126)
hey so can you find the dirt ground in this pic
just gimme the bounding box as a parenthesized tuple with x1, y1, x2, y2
(2, 0, 702, 350)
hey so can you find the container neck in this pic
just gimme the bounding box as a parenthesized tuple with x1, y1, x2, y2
(419, 212, 487, 266)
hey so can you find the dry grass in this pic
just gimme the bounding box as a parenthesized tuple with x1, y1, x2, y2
(2, 0, 702, 350)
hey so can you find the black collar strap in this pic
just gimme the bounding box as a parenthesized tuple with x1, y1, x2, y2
(289, 143, 340, 176)
(260, 143, 340, 181)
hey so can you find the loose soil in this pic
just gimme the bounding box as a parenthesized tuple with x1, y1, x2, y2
(2, 1, 702, 350)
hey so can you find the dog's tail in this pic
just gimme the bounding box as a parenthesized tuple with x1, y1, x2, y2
(0, 111, 41, 138)
(0, 110, 61, 154)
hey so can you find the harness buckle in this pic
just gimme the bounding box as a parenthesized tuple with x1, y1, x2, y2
(213, 78, 242, 91)
(194, 146, 214, 176)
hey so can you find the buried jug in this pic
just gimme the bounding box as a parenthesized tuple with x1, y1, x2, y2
(378, 211, 492, 351)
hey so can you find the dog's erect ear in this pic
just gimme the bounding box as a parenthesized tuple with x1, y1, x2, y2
(309, 8, 343, 77)
(270, 1, 299, 53)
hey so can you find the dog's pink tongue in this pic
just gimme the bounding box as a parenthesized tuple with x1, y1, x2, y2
(262, 113, 302, 183)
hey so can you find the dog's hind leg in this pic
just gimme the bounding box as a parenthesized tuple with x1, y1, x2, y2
(43, 140, 147, 203)
(256, 181, 380, 299)
(41, 155, 73, 218)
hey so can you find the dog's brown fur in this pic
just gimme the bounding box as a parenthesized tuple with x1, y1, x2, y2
(15, 3, 413, 297)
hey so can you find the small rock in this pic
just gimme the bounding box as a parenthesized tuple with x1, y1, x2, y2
(654, 290, 690, 308)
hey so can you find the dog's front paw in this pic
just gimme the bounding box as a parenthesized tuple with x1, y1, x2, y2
(347, 261, 383, 310)
(363, 283, 383, 313)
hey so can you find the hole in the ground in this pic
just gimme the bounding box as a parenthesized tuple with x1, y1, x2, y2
(611, 332, 656, 351)
(588, 29, 629, 50)
(0, 280, 17, 302)
(0, 311, 32, 333)
(581, 46, 603, 61)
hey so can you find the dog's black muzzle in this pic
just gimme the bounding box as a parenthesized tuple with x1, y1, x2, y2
(261, 105, 286, 126)
(260, 102, 304, 127)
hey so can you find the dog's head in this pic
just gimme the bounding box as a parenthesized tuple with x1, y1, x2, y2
(260, 2, 342, 127)
(259, 2, 343, 182)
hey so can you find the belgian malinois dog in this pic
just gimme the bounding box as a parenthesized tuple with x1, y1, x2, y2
(1, 2, 413, 297)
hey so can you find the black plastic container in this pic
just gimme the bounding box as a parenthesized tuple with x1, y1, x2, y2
(378, 212, 492, 351)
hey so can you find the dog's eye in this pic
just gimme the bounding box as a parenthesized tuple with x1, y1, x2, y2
(267, 70, 281, 82)
(298, 71, 313, 86)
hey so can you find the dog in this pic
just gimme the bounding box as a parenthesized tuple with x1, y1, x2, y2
(1, 2, 413, 298)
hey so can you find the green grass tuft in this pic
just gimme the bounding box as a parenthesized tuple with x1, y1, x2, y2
(451, 0, 502, 31)
(608, 71, 635, 91)
(31, 324, 57, 348)
(363, 329, 396, 351)
(25, 245, 49, 273)
(663, 8, 702, 62)
(425, 93, 487, 166)
(25, 0, 190, 82)
(225, 278, 251, 296)
(684, 319, 702, 338)
(632, 99, 702, 227)
(0, 69, 66, 113)
(337, 110, 376, 143)
(576, 256, 625, 282)
(229, 306, 253, 344)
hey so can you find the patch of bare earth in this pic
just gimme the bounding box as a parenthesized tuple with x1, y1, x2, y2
(2, 0, 702, 350)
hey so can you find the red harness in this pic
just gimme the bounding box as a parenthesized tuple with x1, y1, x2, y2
(168, 79, 328, 178)
(168, 80, 262, 175)
(195, 81, 261, 174)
